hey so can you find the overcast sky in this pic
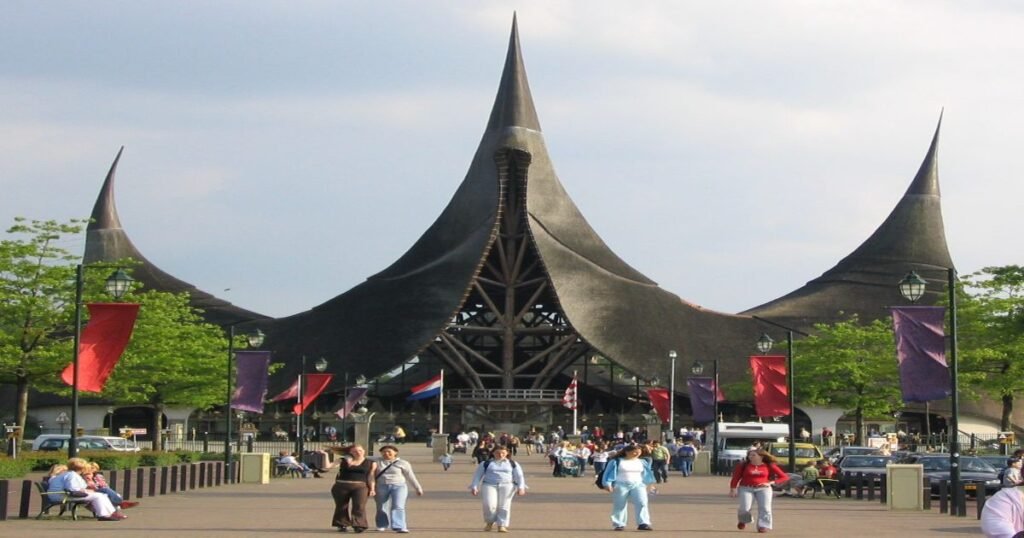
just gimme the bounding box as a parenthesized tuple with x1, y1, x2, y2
(2, 1, 1020, 319)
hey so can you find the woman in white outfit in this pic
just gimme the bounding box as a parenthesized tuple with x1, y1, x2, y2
(469, 446, 527, 532)
(49, 458, 123, 520)
(600, 443, 655, 531)
(373, 445, 423, 533)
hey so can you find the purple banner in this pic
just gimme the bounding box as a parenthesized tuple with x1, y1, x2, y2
(336, 387, 369, 419)
(891, 306, 950, 403)
(231, 351, 271, 413)
(687, 377, 723, 424)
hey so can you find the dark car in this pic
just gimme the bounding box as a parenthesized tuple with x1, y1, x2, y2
(826, 446, 878, 465)
(977, 455, 1011, 471)
(836, 455, 893, 488)
(903, 455, 1001, 496)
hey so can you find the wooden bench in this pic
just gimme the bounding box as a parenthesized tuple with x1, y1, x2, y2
(34, 481, 94, 520)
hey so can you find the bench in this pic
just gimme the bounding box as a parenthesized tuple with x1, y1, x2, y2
(274, 458, 302, 478)
(34, 481, 94, 520)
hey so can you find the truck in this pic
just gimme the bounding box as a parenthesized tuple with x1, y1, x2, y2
(716, 422, 790, 469)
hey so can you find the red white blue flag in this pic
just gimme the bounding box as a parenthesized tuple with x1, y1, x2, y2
(407, 374, 443, 400)
(562, 374, 578, 410)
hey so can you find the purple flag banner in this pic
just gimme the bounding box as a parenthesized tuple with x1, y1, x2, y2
(687, 377, 725, 424)
(232, 351, 271, 413)
(891, 306, 950, 403)
(336, 387, 369, 419)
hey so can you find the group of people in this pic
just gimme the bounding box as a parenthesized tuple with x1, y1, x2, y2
(44, 457, 139, 521)
(982, 449, 1024, 537)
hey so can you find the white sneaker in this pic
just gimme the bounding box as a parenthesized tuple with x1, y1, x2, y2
(378, 528, 388, 532)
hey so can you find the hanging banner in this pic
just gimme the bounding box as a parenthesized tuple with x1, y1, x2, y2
(294, 373, 334, 415)
(61, 303, 140, 393)
(687, 377, 724, 424)
(646, 388, 671, 423)
(232, 351, 271, 413)
(335, 387, 369, 419)
(269, 379, 299, 402)
(750, 355, 789, 417)
(891, 306, 951, 402)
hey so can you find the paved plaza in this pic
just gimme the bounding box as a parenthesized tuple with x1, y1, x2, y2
(4, 445, 984, 536)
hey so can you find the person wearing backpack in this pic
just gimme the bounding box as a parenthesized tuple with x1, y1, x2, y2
(469, 446, 527, 533)
(677, 439, 698, 477)
(601, 442, 656, 531)
(729, 448, 789, 533)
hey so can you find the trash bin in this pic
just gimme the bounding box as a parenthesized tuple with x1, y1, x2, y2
(886, 464, 924, 510)
(239, 453, 271, 484)
(692, 450, 711, 475)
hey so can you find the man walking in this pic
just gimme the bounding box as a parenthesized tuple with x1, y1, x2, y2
(650, 440, 671, 483)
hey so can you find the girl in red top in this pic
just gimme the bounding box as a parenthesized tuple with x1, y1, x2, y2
(729, 448, 789, 533)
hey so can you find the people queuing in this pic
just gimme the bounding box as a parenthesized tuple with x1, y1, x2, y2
(469, 445, 527, 532)
(729, 448, 789, 533)
(373, 445, 423, 533)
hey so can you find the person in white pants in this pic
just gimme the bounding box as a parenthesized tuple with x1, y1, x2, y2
(469, 446, 527, 532)
(49, 458, 123, 520)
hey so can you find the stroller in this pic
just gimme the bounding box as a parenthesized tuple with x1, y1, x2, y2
(557, 455, 580, 477)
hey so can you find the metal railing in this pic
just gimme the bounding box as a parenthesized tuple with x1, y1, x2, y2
(445, 389, 563, 401)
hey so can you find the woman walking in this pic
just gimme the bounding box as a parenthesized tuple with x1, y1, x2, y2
(469, 446, 527, 532)
(729, 448, 789, 533)
(373, 445, 423, 533)
(331, 444, 377, 533)
(600, 442, 656, 531)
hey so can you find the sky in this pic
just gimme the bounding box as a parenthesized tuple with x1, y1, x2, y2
(2, 1, 1021, 319)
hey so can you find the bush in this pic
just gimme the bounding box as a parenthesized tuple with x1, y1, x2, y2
(172, 450, 202, 463)
(198, 452, 228, 462)
(138, 451, 183, 467)
(0, 456, 35, 479)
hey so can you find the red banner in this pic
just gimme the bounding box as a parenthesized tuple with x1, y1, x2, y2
(646, 388, 671, 423)
(750, 355, 789, 417)
(294, 373, 334, 415)
(61, 303, 140, 393)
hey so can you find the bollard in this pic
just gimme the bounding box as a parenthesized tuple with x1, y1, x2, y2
(137, 468, 145, 498)
(938, 479, 948, 514)
(194, 463, 202, 489)
(180, 464, 188, 491)
(879, 473, 887, 504)
(169, 466, 177, 493)
(124, 470, 133, 501)
(976, 483, 987, 520)
(149, 468, 158, 497)
(3, 480, 14, 520)
(16, 480, 31, 519)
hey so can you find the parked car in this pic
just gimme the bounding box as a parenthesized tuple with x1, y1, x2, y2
(765, 442, 824, 468)
(977, 454, 1011, 471)
(825, 445, 878, 465)
(836, 455, 893, 488)
(32, 434, 141, 452)
(902, 454, 1001, 496)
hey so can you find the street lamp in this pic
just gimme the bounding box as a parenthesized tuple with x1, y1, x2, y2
(69, 265, 133, 458)
(754, 329, 796, 473)
(899, 268, 963, 516)
(668, 350, 677, 440)
(225, 327, 264, 483)
(297, 356, 329, 456)
(690, 359, 720, 473)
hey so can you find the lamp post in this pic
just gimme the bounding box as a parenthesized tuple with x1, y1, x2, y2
(899, 268, 963, 516)
(756, 330, 796, 473)
(224, 327, 264, 483)
(69, 265, 133, 459)
(297, 356, 329, 456)
(668, 350, 677, 440)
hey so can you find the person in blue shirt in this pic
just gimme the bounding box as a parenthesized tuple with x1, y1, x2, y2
(601, 443, 656, 531)
(469, 446, 527, 532)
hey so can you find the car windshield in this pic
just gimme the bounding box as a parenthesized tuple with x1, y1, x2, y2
(844, 448, 876, 456)
(841, 456, 891, 468)
(918, 457, 995, 473)
(724, 438, 777, 450)
(770, 446, 820, 458)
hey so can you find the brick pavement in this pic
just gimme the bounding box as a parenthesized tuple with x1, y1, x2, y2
(2, 445, 983, 536)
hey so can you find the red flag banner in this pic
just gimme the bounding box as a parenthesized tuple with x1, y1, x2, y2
(646, 388, 671, 423)
(294, 373, 334, 415)
(61, 303, 140, 393)
(750, 355, 789, 417)
(562, 375, 578, 410)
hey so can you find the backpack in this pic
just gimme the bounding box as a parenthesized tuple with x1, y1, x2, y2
(678, 445, 696, 458)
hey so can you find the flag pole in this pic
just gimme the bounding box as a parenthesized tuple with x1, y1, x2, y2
(572, 370, 578, 436)
(438, 369, 445, 435)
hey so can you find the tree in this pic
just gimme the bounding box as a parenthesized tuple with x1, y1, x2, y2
(792, 316, 902, 445)
(958, 265, 1024, 430)
(0, 218, 84, 440)
(92, 288, 228, 451)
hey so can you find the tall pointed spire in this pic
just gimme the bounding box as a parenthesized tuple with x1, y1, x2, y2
(485, 13, 541, 132)
(905, 110, 942, 197)
(88, 146, 125, 231)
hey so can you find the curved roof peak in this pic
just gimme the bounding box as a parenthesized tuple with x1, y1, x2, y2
(485, 14, 541, 132)
(88, 146, 125, 231)
(905, 110, 942, 197)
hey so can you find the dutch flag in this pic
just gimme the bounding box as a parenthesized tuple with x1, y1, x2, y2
(407, 373, 443, 400)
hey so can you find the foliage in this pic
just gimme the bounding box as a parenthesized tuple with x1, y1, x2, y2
(0, 455, 35, 478)
(138, 451, 185, 467)
(792, 316, 902, 441)
(958, 265, 1024, 428)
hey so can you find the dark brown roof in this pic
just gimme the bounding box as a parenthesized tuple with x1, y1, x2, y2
(84, 147, 269, 327)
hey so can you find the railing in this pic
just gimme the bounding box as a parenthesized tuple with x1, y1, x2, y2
(445, 389, 564, 401)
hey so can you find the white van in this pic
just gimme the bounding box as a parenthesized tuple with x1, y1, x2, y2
(31, 434, 141, 452)
(716, 422, 789, 468)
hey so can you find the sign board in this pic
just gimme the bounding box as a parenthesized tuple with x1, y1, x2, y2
(121, 428, 147, 435)
(55, 412, 69, 423)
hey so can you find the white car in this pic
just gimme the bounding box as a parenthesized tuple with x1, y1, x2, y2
(31, 434, 141, 452)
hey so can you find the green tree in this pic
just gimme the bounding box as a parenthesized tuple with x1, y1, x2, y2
(95, 288, 228, 451)
(959, 265, 1024, 430)
(793, 317, 902, 445)
(0, 218, 84, 440)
